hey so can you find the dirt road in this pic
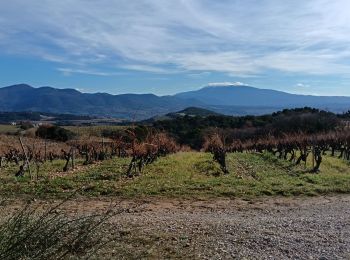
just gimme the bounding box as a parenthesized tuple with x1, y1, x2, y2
(2, 195, 350, 259)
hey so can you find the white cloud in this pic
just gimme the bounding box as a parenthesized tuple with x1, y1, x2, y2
(296, 83, 311, 88)
(187, 72, 211, 78)
(120, 64, 175, 74)
(207, 82, 247, 87)
(1, 0, 350, 76)
(57, 68, 119, 77)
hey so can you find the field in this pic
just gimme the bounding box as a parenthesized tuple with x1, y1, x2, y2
(1, 113, 350, 258)
(1, 150, 350, 258)
(0, 124, 18, 134)
(1, 151, 350, 198)
(63, 125, 127, 136)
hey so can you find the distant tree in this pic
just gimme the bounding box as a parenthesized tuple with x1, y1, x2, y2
(36, 125, 75, 141)
(153, 107, 341, 149)
(19, 121, 34, 130)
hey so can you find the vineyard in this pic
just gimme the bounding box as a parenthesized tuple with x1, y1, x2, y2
(205, 130, 350, 175)
(0, 129, 179, 180)
(1, 119, 350, 197)
(1, 108, 350, 197)
(0, 126, 349, 260)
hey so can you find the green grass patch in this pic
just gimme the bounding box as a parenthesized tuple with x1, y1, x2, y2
(0, 125, 18, 134)
(1, 152, 350, 198)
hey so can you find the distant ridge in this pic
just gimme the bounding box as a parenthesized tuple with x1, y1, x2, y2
(0, 84, 202, 120)
(175, 84, 350, 109)
(1, 83, 350, 119)
(169, 107, 221, 117)
(145, 107, 222, 122)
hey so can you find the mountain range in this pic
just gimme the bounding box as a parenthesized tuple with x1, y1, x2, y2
(0, 84, 350, 120)
(0, 84, 201, 120)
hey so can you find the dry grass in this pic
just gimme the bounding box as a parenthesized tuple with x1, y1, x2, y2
(0, 196, 121, 260)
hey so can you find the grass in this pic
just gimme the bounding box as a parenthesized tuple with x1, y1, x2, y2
(64, 125, 127, 137)
(1, 152, 350, 198)
(0, 197, 120, 260)
(0, 125, 18, 134)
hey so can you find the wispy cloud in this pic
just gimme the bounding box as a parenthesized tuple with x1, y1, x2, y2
(207, 82, 247, 87)
(120, 64, 175, 74)
(1, 0, 350, 77)
(57, 68, 120, 77)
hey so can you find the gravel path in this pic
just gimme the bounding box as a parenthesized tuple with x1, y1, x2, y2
(2, 195, 350, 259)
(109, 195, 350, 259)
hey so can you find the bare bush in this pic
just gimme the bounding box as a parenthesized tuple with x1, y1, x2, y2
(203, 132, 229, 174)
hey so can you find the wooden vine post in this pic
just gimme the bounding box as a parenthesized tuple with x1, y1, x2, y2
(71, 146, 75, 169)
(19, 137, 32, 180)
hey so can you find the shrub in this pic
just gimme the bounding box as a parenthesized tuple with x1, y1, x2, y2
(19, 121, 34, 130)
(36, 125, 76, 141)
(0, 198, 120, 259)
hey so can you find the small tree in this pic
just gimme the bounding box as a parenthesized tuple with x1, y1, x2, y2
(36, 125, 75, 142)
(19, 121, 34, 130)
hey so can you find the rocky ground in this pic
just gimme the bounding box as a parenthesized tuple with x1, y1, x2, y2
(2, 195, 350, 259)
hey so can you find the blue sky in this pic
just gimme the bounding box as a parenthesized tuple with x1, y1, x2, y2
(1, 0, 350, 96)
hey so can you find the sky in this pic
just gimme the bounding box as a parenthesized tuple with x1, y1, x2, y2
(1, 0, 350, 96)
